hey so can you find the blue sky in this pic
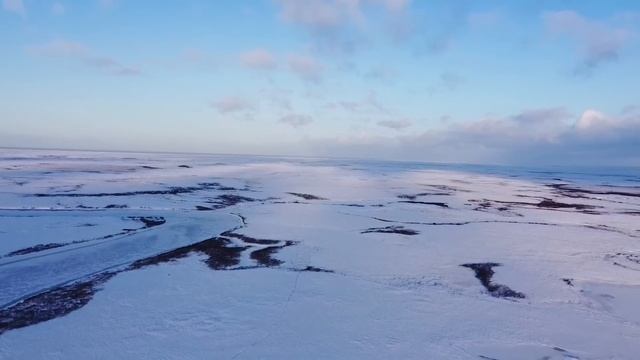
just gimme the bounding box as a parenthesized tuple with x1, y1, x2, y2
(1, 0, 639, 165)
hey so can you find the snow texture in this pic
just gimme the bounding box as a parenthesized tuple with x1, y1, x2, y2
(0, 149, 639, 359)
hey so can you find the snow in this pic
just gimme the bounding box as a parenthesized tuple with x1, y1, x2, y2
(0, 148, 639, 359)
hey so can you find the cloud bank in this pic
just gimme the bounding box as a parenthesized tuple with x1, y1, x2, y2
(240, 49, 277, 70)
(280, 113, 313, 128)
(305, 108, 640, 165)
(211, 96, 255, 114)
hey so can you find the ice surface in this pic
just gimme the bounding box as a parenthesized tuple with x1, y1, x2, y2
(0, 149, 639, 359)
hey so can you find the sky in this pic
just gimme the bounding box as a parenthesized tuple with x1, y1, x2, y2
(1, 0, 639, 166)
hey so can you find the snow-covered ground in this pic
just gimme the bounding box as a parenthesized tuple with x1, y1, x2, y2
(0, 149, 639, 359)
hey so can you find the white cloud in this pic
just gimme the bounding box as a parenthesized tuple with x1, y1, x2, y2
(280, 113, 313, 127)
(275, 0, 410, 30)
(575, 109, 605, 131)
(288, 54, 323, 82)
(240, 48, 277, 70)
(3, 0, 25, 15)
(375, 0, 410, 13)
(83, 56, 140, 76)
(274, 0, 412, 52)
(305, 107, 640, 165)
(211, 96, 255, 114)
(543, 10, 632, 74)
(275, 0, 363, 31)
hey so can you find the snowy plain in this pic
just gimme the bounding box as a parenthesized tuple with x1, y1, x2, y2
(0, 149, 639, 359)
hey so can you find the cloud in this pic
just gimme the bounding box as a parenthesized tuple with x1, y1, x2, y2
(3, 0, 25, 15)
(276, 0, 410, 29)
(288, 54, 323, 82)
(280, 113, 313, 128)
(275, 0, 364, 31)
(211, 96, 255, 114)
(377, 119, 411, 130)
(240, 48, 277, 70)
(274, 0, 412, 52)
(27, 39, 140, 76)
(83, 56, 141, 76)
(52, 2, 65, 15)
(543, 10, 632, 74)
(305, 107, 640, 165)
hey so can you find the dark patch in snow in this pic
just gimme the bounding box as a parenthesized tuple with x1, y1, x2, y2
(397, 192, 450, 200)
(548, 183, 640, 199)
(461, 263, 525, 299)
(422, 184, 469, 193)
(474, 198, 597, 211)
(398, 200, 449, 208)
(206, 194, 257, 209)
(76, 223, 97, 227)
(127, 216, 166, 228)
(0, 220, 302, 334)
(298, 266, 334, 273)
(362, 226, 419, 235)
(251, 246, 285, 267)
(220, 231, 280, 245)
(608, 252, 640, 270)
(130, 237, 248, 270)
(562, 278, 574, 286)
(232, 213, 248, 226)
(32, 182, 223, 197)
(132, 230, 295, 270)
(0, 272, 115, 335)
(7, 243, 67, 256)
(536, 199, 595, 210)
(178, 165, 191, 168)
(583, 224, 639, 238)
(217, 231, 295, 267)
(287, 192, 327, 200)
(105, 204, 128, 209)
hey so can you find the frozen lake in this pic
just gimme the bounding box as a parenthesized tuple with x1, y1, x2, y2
(0, 149, 639, 359)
